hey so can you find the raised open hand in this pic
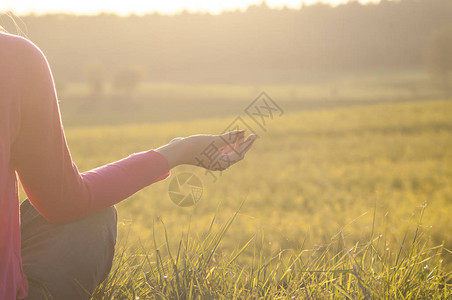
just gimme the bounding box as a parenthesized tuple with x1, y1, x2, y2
(156, 130, 257, 170)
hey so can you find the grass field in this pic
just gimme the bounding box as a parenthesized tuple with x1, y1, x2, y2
(58, 69, 442, 127)
(56, 96, 452, 298)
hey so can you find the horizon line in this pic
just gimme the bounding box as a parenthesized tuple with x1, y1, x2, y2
(0, 0, 385, 17)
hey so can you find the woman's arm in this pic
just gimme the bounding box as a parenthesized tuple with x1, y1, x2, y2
(156, 131, 256, 170)
(10, 36, 255, 224)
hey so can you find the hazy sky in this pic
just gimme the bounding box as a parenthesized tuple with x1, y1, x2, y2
(1, 0, 381, 15)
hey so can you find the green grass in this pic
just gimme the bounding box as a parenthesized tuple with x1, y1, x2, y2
(58, 98, 452, 298)
(92, 204, 451, 299)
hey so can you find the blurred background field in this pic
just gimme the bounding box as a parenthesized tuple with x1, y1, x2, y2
(67, 94, 452, 297)
(59, 69, 440, 127)
(64, 99, 452, 261)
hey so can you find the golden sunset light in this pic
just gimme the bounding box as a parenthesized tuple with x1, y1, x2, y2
(1, 0, 380, 15)
(1, 0, 450, 298)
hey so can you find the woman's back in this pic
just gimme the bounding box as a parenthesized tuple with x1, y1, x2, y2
(0, 33, 171, 299)
(0, 31, 32, 300)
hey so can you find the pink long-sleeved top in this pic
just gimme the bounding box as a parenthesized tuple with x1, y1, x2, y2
(0, 32, 170, 299)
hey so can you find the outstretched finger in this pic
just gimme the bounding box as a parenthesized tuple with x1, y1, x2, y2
(220, 134, 256, 166)
(216, 130, 245, 148)
(236, 134, 257, 159)
(221, 131, 246, 154)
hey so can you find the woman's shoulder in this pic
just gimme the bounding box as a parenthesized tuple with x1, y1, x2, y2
(0, 32, 50, 74)
(0, 32, 33, 48)
(0, 32, 46, 62)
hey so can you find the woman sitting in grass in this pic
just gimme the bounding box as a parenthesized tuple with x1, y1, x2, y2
(0, 29, 256, 300)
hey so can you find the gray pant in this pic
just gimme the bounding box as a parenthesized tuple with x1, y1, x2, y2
(20, 199, 117, 300)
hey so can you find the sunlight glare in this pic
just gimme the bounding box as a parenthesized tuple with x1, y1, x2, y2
(1, 0, 381, 15)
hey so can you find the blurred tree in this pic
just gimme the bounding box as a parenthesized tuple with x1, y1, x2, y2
(424, 25, 452, 98)
(112, 65, 145, 96)
(84, 62, 104, 99)
(8, 0, 452, 85)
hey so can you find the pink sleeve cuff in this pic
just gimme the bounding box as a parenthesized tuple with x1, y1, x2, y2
(142, 150, 171, 184)
(81, 149, 172, 214)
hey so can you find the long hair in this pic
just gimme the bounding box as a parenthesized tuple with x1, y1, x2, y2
(1, 13, 28, 36)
